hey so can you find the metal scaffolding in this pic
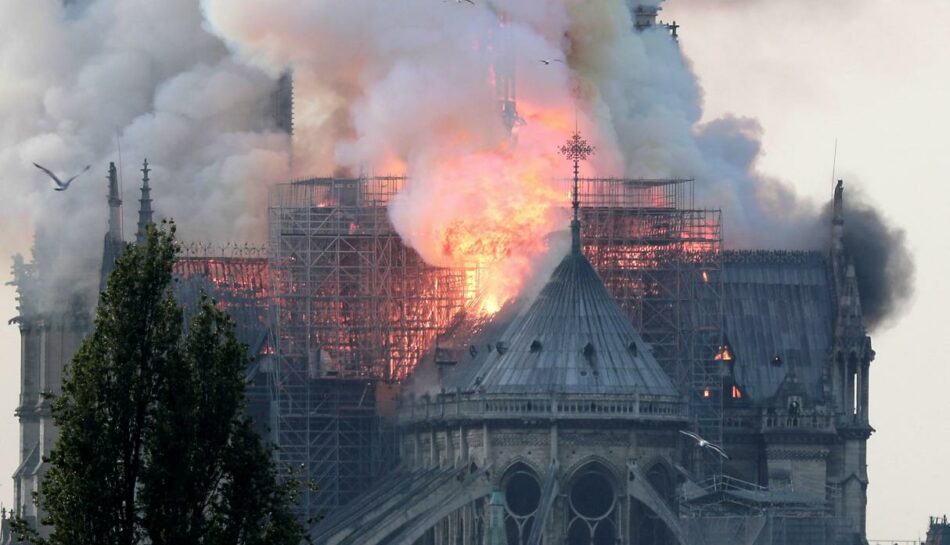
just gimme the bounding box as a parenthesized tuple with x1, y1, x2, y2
(284, 378, 393, 519)
(267, 177, 470, 519)
(576, 177, 724, 476)
(679, 476, 847, 545)
(268, 177, 473, 382)
(266, 175, 724, 521)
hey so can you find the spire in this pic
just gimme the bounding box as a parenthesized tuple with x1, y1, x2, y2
(829, 179, 865, 339)
(101, 162, 125, 292)
(832, 179, 845, 255)
(107, 161, 123, 242)
(136, 158, 153, 244)
(559, 130, 594, 255)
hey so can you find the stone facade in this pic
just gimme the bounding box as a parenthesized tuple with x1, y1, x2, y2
(315, 182, 876, 545)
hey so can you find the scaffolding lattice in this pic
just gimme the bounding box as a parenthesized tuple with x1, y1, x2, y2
(267, 177, 471, 519)
(576, 177, 724, 476)
(267, 175, 724, 520)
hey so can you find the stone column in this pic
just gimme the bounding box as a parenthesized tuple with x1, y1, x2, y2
(860, 361, 870, 424)
(845, 362, 856, 419)
(483, 423, 491, 466)
(445, 428, 455, 467)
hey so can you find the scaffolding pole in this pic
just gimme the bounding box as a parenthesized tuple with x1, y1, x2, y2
(268, 177, 470, 520)
(267, 175, 725, 521)
(576, 177, 724, 478)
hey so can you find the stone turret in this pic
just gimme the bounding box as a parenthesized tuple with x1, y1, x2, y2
(136, 159, 153, 245)
(826, 179, 874, 545)
(630, 2, 660, 31)
(100, 162, 125, 291)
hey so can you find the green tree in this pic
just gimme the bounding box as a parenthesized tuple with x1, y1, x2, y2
(12, 223, 304, 545)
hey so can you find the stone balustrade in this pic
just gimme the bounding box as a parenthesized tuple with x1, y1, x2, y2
(398, 392, 687, 424)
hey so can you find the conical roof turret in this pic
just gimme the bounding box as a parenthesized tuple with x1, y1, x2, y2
(441, 130, 678, 397)
(444, 251, 678, 396)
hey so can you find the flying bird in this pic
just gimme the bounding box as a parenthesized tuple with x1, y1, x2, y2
(679, 430, 729, 459)
(539, 59, 565, 65)
(443, 0, 475, 4)
(33, 162, 91, 192)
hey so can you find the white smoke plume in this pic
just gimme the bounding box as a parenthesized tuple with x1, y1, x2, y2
(200, 0, 913, 326)
(1, 0, 911, 325)
(0, 0, 290, 308)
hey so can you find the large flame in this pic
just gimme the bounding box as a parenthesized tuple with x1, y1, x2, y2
(390, 100, 578, 315)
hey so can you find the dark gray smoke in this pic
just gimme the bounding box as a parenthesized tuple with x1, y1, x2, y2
(821, 188, 915, 331)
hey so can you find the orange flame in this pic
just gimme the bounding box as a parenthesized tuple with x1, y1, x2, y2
(395, 99, 580, 315)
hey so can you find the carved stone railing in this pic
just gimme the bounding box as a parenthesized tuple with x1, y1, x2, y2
(398, 392, 687, 425)
(762, 412, 836, 433)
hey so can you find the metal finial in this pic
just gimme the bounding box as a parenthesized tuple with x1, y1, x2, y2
(140, 158, 150, 182)
(559, 130, 594, 163)
(559, 130, 594, 255)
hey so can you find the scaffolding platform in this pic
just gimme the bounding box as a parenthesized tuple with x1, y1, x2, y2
(266, 175, 725, 522)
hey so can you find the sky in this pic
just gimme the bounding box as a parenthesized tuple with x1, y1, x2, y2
(661, 0, 950, 539)
(1, 0, 947, 540)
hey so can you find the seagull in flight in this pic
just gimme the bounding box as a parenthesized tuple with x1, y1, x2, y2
(539, 59, 565, 65)
(33, 162, 91, 192)
(679, 430, 729, 459)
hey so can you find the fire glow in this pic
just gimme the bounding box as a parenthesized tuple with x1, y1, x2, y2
(391, 105, 578, 315)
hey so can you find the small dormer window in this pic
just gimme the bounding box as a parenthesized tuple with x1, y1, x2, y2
(530, 340, 543, 353)
(788, 396, 802, 416)
(496, 341, 509, 355)
(627, 341, 638, 356)
(469, 345, 478, 358)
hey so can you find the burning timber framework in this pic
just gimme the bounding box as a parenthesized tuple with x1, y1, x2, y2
(576, 177, 724, 475)
(268, 177, 473, 517)
(266, 175, 724, 520)
(171, 252, 274, 439)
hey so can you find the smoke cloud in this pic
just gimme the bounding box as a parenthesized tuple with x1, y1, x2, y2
(822, 188, 915, 331)
(2, 0, 913, 327)
(201, 0, 913, 327)
(0, 0, 289, 309)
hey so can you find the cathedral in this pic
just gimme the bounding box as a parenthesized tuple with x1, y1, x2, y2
(2, 5, 879, 545)
(1, 161, 875, 545)
(312, 175, 874, 544)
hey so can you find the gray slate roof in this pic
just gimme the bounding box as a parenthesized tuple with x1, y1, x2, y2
(444, 251, 679, 397)
(721, 251, 834, 403)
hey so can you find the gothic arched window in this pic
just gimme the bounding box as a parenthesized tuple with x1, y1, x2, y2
(567, 466, 617, 545)
(502, 464, 541, 545)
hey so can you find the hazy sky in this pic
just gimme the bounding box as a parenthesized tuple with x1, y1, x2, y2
(1, 0, 947, 540)
(661, 0, 950, 539)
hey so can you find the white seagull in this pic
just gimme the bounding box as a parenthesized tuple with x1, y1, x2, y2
(33, 162, 91, 192)
(679, 430, 729, 459)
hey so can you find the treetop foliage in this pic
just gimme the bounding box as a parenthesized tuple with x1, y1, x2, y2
(13, 222, 305, 545)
